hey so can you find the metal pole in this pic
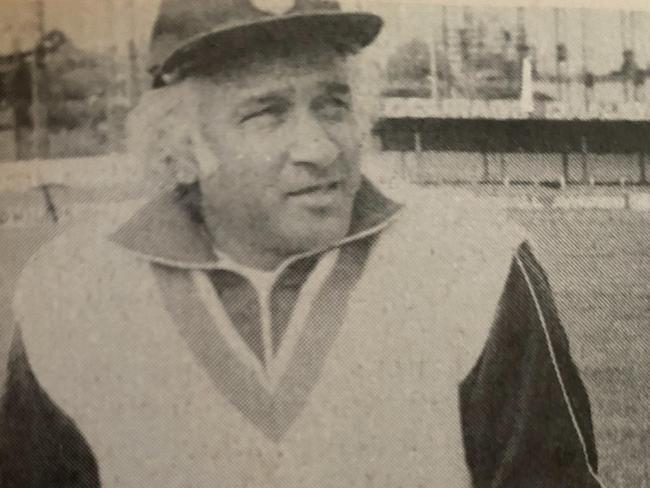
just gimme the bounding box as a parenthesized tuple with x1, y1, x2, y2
(481, 151, 489, 183)
(30, 51, 39, 159)
(40, 183, 59, 222)
(631, 11, 641, 102)
(105, 0, 119, 149)
(581, 135, 590, 184)
(516, 7, 526, 51)
(642, 11, 650, 103)
(462, 6, 473, 100)
(621, 11, 629, 102)
(126, 0, 141, 107)
(31, 0, 49, 159)
(581, 9, 589, 110)
(11, 35, 25, 160)
(554, 8, 562, 101)
(442, 6, 450, 98)
(414, 129, 423, 184)
(640, 152, 647, 184)
(429, 6, 439, 99)
(631, 11, 636, 102)
(516, 7, 527, 76)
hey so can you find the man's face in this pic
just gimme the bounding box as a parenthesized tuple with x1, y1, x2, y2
(189, 49, 362, 260)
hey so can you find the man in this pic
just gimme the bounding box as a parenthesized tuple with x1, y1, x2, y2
(1, 1, 601, 487)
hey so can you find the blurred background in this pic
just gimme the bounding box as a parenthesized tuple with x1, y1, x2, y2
(0, 1, 648, 486)
(4, 0, 650, 177)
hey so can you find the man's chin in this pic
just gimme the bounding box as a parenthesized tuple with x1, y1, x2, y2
(274, 214, 352, 256)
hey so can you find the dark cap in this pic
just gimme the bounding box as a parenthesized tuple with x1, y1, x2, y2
(149, 0, 383, 86)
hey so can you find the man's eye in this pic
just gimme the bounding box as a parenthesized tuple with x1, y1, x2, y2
(240, 105, 286, 124)
(327, 97, 350, 109)
(317, 97, 351, 119)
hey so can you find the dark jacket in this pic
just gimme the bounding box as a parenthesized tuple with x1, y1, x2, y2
(1, 183, 599, 488)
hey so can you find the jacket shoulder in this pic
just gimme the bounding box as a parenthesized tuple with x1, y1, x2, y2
(12, 202, 147, 333)
(367, 188, 529, 382)
(391, 187, 528, 259)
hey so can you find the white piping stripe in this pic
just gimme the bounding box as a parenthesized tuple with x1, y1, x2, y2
(114, 209, 402, 271)
(191, 270, 271, 389)
(515, 255, 606, 488)
(270, 248, 340, 385)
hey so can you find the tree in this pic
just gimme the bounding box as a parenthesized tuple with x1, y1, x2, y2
(386, 39, 431, 83)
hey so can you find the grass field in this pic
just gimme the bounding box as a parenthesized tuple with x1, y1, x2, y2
(511, 208, 649, 488)
(0, 188, 648, 487)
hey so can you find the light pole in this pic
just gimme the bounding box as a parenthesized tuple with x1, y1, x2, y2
(126, 0, 141, 107)
(581, 8, 593, 111)
(104, 0, 119, 151)
(30, 0, 49, 159)
(441, 6, 450, 98)
(428, 6, 439, 100)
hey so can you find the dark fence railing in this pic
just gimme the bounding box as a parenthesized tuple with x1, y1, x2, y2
(374, 118, 650, 185)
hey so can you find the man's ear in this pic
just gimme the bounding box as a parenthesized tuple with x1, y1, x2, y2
(127, 82, 207, 190)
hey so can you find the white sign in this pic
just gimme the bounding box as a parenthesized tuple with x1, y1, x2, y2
(382, 97, 650, 121)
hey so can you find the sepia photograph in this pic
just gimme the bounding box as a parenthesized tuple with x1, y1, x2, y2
(0, 0, 648, 486)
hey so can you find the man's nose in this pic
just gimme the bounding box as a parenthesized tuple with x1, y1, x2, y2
(288, 112, 340, 170)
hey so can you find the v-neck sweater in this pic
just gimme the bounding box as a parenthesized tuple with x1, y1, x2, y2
(6, 184, 600, 488)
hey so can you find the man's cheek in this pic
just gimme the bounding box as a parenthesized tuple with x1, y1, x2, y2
(339, 140, 362, 176)
(333, 125, 362, 161)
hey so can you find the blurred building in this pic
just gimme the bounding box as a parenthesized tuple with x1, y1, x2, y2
(375, 6, 650, 185)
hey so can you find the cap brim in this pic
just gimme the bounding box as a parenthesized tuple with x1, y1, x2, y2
(158, 11, 383, 79)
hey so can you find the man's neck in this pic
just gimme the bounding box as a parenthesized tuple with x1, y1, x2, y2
(208, 230, 289, 272)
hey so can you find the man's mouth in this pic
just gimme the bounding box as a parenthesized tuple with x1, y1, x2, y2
(286, 181, 340, 197)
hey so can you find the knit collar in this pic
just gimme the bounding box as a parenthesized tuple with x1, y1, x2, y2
(109, 176, 401, 269)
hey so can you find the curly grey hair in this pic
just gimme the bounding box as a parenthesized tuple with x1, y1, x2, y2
(125, 82, 201, 191)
